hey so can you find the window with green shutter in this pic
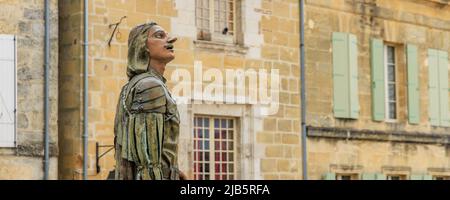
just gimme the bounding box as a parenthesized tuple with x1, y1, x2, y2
(428, 49, 449, 127)
(333, 32, 359, 119)
(323, 172, 336, 180)
(371, 39, 385, 121)
(406, 44, 420, 124)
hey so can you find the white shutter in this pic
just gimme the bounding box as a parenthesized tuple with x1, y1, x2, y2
(0, 34, 16, 147)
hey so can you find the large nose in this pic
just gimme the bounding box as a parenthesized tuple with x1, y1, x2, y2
(167, 36, 177, 44)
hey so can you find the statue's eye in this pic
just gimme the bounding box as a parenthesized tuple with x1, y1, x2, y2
(154, 32, 165, 39)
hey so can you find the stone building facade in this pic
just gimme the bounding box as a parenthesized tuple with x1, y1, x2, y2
(58, 0, 301, 180)
(304, 0, 450, 180)
(1, 0, 449, 180)
(0, 1, 59, 179)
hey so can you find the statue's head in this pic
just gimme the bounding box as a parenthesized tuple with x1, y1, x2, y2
(127, 22, 177, 79)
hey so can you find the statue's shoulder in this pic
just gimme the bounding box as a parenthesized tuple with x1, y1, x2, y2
(134, 75, 164, 91)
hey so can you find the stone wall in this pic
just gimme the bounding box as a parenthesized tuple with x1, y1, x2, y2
(58, 0, 302, 180)
(0, 0, 59, 180)
(304, 0, 450, 179)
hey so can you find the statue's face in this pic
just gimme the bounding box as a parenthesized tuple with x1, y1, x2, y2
(146, 25, 177, 63)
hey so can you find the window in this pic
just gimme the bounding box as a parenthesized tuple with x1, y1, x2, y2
(193, 115, 236, 180)
(428, 49, 449, 127)
(387, 174, 406, 180)
(196, 0, 237, 43)
(336, 173, 358, 180)
(433, 176, 450, 180)
(0, 34, 16, 147)
(385, 45, 397, 121)
(332, 32, 359, 119)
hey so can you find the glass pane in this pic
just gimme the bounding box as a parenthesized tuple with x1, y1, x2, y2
(202, 9, 209, 17)
(221, 130, 227, 139)
(228, 130, 233, 139)
(388, 65, 395, 82)
(204, 118, 209, 127)
(387, 46, 395, 63)
(229, 152, 233, 161)
(198, 175, 203, 180)
(205, 175, 210, 180)
(194, 163, 197, 172)
(215, 23, 220, 32)
(215, 0, 219, 10)
(214, 119, 220, 128)
(199, 163, 203, 172)
(215, 11, 219, 19)
(205, 152, 210, 161)
(229, 164, 234, 172)
(228, 142, 233, 150)
(205, 141, 209, 150)
(197, 117, 202, 127)
(221, 119, 226, 128)
(222, 175, 227, 180)
(215, 174, 220, 180)
(194, 151, 197, 160)
(215, 130, 220, 139)
(205, 129, 209, 139)
(221, 0, 226, 10)
(215, 152, 220, 162)
(215, 141, 220, 149)
(205, 163, 210, 173)
(228, 119, 233, 128)
(222, 152, 227, 161)
(229, 174, 234, 180)
(198, 140, 203, 149)
(388, 84, 396, 101)
(202, 19, 209, 30)
(222, 141, 227, 150)
(215, 163, 220, 173)
(198, 129, 202, 138)
(389, 102, 396, 119)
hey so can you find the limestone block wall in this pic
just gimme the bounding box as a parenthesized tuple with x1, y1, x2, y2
(0, 0, 59, 180)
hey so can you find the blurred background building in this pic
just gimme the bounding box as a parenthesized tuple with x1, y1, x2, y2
(0, 0, 449, 180)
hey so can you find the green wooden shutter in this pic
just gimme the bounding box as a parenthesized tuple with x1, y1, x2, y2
(333, 32, 359, 119)
(410, 174, 423, 180)
(407, 44, 420, 124)
(333, 32, 350, 118)
(423, 175, 433, 180)
(428, 49, 440, 126)
(362, 173, 375, 180)
(375, 173, 386, 180)
(438, 51, 449, 127)
(349, 34, 359, 119)
(371, 38, 385, 121)
(323, 172, 336, 180)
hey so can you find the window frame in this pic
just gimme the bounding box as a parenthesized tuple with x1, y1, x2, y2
(386, 174, 407, 180)
(192, 115, 238, 180)
(195, 0, 238, 44)
(0, 34, 17, 148)
(384, 44, 398, 122)
(336, 173, 359, 180)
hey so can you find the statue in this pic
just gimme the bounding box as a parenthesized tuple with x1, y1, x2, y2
(114, 22, 185, 180)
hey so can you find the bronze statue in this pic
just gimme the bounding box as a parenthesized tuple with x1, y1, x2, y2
(114, 22, 185, 180)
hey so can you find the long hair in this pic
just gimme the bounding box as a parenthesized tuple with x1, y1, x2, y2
(126, 22, 158, 79)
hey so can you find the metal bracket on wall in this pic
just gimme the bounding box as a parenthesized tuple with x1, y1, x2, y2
(96, 142, 114, 173)
(108, 16, 127, 47)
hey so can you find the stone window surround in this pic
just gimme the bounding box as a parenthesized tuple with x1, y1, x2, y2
(177, 101, 258, 180)
(193, 0, 249, 55)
